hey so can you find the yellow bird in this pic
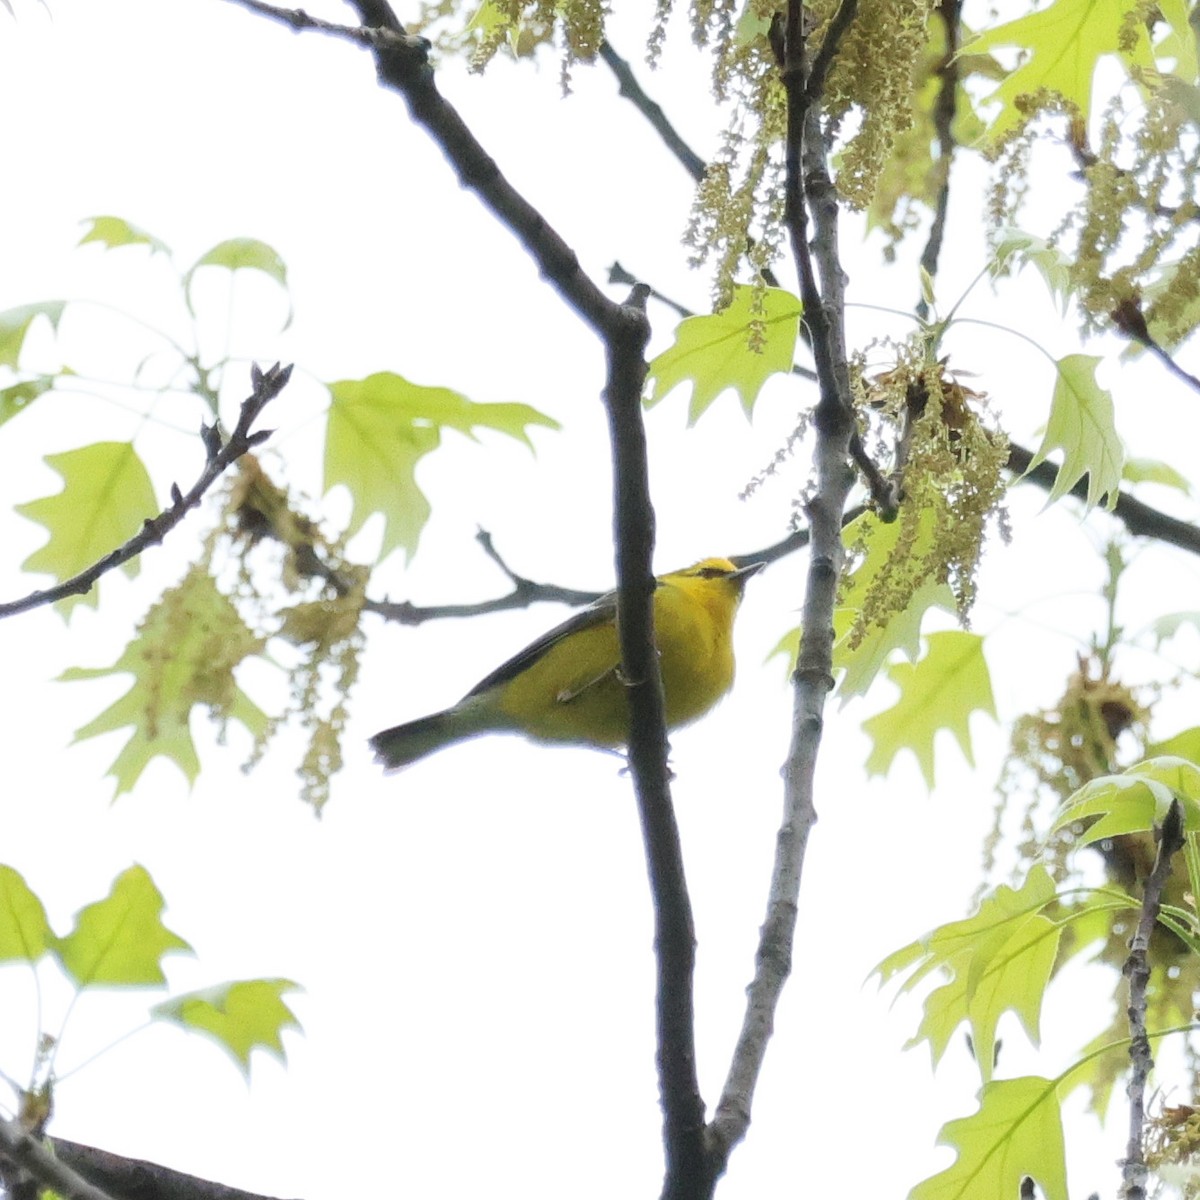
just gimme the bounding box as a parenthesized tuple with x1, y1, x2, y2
(369, 556, 763, 770)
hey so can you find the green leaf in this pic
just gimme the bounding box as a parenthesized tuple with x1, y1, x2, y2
(1157, 0, 1200, 86)
(0, 302, 67, 370)
(862, 631, 996, 789)
(60, 566, 267, 797)
(16, 442, 159, 617)
(1022, 354, 1123, 511)
(78, 216, 170, 257)
(911, 1076, 1067, 1200)
(964, 0, 1154, 143)
(1051, 757, 1200, 846)
(992, 228, 1075, 311)
(1148, 725, 1200, 763)
(643, 285, 803, 423)
(184, 237, 292, 326)
(0, 374, 61, 428)
(53, 865, 191, 988)
(153, 979, 302, 1075)
(0, 866, 52, 963)
(833, 510, 957, 699)
(324, 372, 559, 562)
(879, 868, 1060, 1081)
(1148, 611, 1200, 644)
(1122, 456, 1192, 494)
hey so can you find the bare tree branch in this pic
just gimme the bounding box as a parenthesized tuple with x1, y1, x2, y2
(1006, 442, 1200, 556)
(227, 4, 705, 1189)
(1111, 298, 1200, 399)
(707, 0, 859, 1175)
(0, 362, 292, 620)
(1119, 798, 1185, 1200)
(916, 0, 962, 317)
(50, 1138, 301, 1200)
(0, 1122, 118, 1200)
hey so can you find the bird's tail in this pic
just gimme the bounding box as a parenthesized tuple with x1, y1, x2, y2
(368, 702, 494, 771)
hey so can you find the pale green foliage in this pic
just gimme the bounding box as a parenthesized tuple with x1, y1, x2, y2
(78, 215, 171, 257)
(153, 980, 302, 1076)
(1122, 456, 1192, 494)
(877, 867, 1063, 1082)
(17, 442, 159, 616)
(643, 284, 802, 422)
(965, 0, 1154, 144)
(0, 864, 302, 1095)
(325, 371, 560, 563)
(55, 866, 192, 988)
(833, 509, 957, 699)
(862, 631, 996, 789)
(979, 0, 1200, 343)
(885, 748, 1200, 1194)
(184, 237, 292, 326)
(912, 1076, 1068, 1200)
(0, 302, 66, 370)
(1023, 354, 1123, 510)
(0, 866, 52, 962)
(61, 566, 268, 797)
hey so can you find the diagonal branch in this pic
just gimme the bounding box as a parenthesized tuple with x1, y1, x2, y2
(0, 1121, 118, 1200)
(0, 362, 292, 620)
(228, 3, 704, 1189)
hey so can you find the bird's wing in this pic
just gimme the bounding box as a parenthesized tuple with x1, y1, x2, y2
(463, 588, 619, 700)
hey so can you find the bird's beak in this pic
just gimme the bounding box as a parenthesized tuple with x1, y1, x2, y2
(729, 561, 765, 582)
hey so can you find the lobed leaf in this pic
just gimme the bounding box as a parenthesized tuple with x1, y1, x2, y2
(964, 0, 1153, 143)
(324, 371, 559, 562)
(0, 865, 52, 963)
(862, 631, 996, 789)
(78, 216, 170, 257)
(0, 302, 67, 370)
(16, 441, 159, 617)
(1051, 756, 1200, 846)
(911, 1076, 1067, 1200)
(53, 865, 191, 988)
(1022, 354, 1123, 511)
(153, 979, 302, 1076)
(184, 237, 292, 327)
(61, 566, 267, 796)
(887, 868, 1060, 1081)
(1122, 456, 1192, 494)
(643, 285, 802, 423)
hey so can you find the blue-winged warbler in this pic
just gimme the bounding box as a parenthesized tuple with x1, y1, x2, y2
(369, 557, 763, 769)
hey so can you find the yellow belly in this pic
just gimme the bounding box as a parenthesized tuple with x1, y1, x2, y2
(493, 583, 736, 746)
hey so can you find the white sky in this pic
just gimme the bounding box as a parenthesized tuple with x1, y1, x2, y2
(2, 1, 1199, 1198)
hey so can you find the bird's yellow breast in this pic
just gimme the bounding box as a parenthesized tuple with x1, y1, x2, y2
(493, 571, 739, 747)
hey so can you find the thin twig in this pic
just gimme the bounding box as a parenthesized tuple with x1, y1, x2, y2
(226, 0, 625, 338)
(916, 0, 962, 318)
(598, 42, 707, 182)
(1120, 798, 1186, 1200)
(234, 3, 704, 1188)
(1111, 298, 1200, 399)
(0, 363, 292, 619)
(596, 42, 781, 290)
